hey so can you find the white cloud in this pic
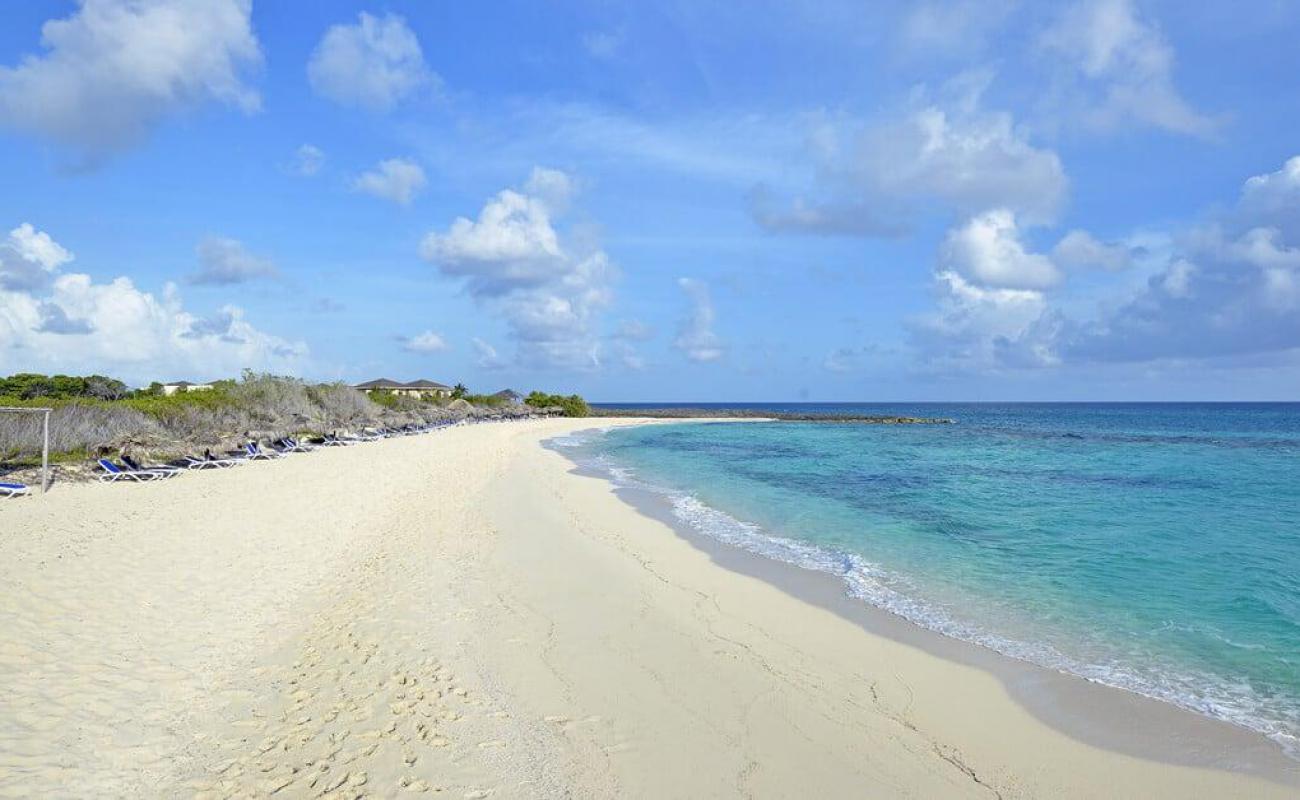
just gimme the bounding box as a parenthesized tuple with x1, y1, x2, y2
(0, 223, 75, 290)
(420, 169, 614, 370)
(352, 158, 427, 206)
(307, 12, 433, 112)
(402, 330, 449, 353)
(1238, 156, 1300, 234)
(1051, 229, 1134, 271)
(289, 143, 325, 177)
(941, 209, 1062, 290)
(0, 224, 305, 383)
(674, 278, 725, 363)
(188, 236, 277, 285)
(1039, 0, 1217, 137)
(910, 271, 1058, 372)
(421, 189, 562, 273)
(0, 0, 261, 163)
(913, 154, 1300, 372)
(471, 337, 506, 370)
(755, 75, 1068, 234)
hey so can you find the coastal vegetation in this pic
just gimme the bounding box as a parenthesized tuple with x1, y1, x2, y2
(0, 372, 589, 464)
(525, 391, 590, 417)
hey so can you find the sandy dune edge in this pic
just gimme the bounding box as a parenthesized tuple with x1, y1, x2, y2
(0, 419, 1293, 798)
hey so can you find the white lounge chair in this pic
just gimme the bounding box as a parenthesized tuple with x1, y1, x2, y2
(183, 455, 243, 469)
(122, 457, 181, 477)
(97, 459, 168, 482)
(244, 442, 283, 460)
(0, 481, 29, 498)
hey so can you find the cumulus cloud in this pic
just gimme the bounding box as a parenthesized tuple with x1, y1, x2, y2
(914, 155, 1300, 372)
(910, 270, 1058, 372)
(401, 330, 449, 353)
(1237, 155, 1300, 234)
(0, 223, 75, 291)
(1039, 0, 1218, 138)
(420, 168, 614, 370)
(35, 301, 94, 334)
(307, 12, 434, 112)
(754, 74, 1067, 235)
(289, 143, 325, 177)
(941, 209, 1062, 290)
(1051, 229, 1135, 271)
(188, 236, 277, 285)
(1064, 155, 1300, 362)
(352, 158, 427, 206)
(674, 278, 724, 363)
(0, 224, 305, 382)
(472, 337, 506, 370)
(0, 0, 261, 163)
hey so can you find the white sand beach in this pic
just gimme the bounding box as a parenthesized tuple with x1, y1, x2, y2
(1, 418, 1296, 798)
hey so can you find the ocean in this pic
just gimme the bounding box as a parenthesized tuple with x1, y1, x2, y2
(558, 403, 1300, 756)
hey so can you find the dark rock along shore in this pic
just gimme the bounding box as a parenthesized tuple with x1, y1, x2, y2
(589, 408, 954, 424)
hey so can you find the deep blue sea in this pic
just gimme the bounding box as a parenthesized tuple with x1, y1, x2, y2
(562, 403, 1300, 755)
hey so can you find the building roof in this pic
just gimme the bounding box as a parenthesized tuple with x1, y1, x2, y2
(352, 378, 451, 390)
(492, 389, 522, 400)
(352, 378, 407, 390)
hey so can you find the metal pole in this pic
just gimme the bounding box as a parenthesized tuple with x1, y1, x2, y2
(42, 410, 50, 493)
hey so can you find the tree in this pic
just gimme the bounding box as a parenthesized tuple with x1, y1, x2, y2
(451, 383, 468, 399)
(85, 375, 128, 400)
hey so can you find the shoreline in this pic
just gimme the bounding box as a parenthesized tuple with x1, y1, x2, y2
(556, 429, 1298, 780)
(2, 417, 1297, 797)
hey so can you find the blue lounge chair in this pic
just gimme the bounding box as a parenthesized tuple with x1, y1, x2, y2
(97, 459, 168, 482)
(0, 481, 29, 498)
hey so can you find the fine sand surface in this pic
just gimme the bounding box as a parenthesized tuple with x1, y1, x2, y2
(1, 418, 1297, 798)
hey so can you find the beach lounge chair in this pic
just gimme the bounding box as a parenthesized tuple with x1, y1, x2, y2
(244, 442, 283, 460)
(122, 455, 182, 477)
(182, 454, 243, 469)
(0, 481, 29, 497)
(97, 459, 169, 482)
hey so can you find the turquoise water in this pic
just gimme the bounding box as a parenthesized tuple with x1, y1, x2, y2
(562, 404, 1300, 755)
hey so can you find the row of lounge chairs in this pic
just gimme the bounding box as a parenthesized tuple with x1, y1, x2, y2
(93, 421, 463, 483)
(3, 415, 543, 496)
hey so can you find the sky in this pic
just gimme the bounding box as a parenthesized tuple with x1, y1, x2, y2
(1, 1, 1299, 401)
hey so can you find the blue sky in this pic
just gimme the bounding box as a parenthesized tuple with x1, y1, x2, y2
(1, 0, 1299, 400)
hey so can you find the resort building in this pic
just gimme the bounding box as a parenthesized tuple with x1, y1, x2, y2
(352, 378, 453, 399)
(160, 380, 215, 396)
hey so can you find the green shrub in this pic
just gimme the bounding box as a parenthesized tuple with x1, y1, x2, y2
(524, 391, 589, 417)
